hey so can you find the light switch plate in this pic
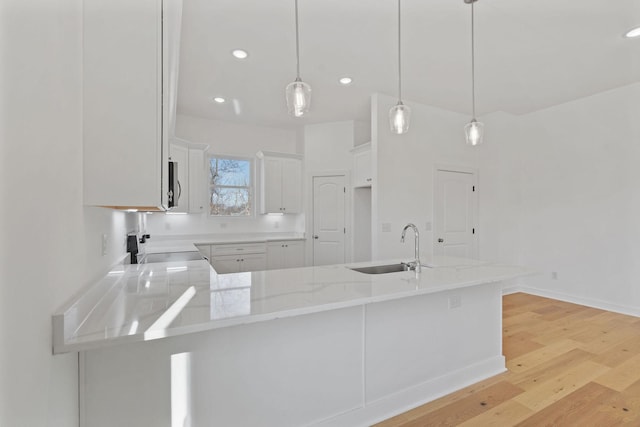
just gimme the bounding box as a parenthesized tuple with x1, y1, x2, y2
(381, 223, 391, 232)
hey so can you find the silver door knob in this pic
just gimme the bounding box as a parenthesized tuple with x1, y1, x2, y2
(438, 238, 444, 243)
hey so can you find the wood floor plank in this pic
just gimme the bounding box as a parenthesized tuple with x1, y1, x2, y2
(594, 352, 640, 391)
(574, 324, 640, 355)
(591, 336, 640, 368)
(512, 360, 610, 411)
(593, 378, 640, 424)
(375, 293, 640, 427)
(530, 320, 593, 346)
(536, 301, 595, 322)
(398, 381, 524, 427)
(509, 348, 594, 391)
(506, 338, 581, 373)
(502, 331, 544, 360)
(457, 400, 532, 427)
(513, 382, 618, 427)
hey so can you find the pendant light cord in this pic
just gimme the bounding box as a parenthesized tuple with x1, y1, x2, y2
(470, 1, 476, 119)
(397, 0, 403, 102)
(295, 0, 301, 79)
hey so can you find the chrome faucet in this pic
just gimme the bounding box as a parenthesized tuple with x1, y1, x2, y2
(401, 223, 421, 273)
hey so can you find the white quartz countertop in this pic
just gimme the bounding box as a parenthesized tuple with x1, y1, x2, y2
(53, 256, 533, 354)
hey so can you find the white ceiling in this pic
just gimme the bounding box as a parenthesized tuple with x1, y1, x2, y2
(177, 0, 640, 130)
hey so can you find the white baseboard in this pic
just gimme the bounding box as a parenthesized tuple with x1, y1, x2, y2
(311, 356, 506, 427)
(502, 285, 640, 318)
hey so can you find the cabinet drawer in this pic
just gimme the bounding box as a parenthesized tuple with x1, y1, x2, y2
(211, 243, 266, 256)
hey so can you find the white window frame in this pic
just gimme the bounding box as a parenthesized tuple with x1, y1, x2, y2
(207, 154, 255, 217)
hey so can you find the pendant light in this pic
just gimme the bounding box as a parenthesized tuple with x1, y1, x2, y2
(389, 0, 410, 134)
(464, 0, 484, 146)
(285, 0, 311, 117)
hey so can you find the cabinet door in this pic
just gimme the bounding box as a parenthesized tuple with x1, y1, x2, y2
(188, 148, 206, 214)
(240, 253, 267, 273)
(211, 255, 240, 274)
(283, 241, 305, 269)
(169, 144, 189, 212)
(281, 158, 302, 213)
(262, 157, 283, 213)
(83, 0, 172, 209)
(353, 148, 372, 187)
(266, 242, 284, 270)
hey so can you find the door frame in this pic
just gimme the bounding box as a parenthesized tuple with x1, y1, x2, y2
(433, 164, 479, 259)
(306, 170, 352, 267)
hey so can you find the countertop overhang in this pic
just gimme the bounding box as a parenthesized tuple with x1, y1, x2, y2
(53, 255, 533, 354)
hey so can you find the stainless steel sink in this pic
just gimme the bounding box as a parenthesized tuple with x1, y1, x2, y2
(349, 263, 410, 274)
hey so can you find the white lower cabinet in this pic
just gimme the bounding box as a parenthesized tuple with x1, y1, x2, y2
(212, 253, 267, 274)
(210, 243, 267, 273)
(267, 240, 305, 270)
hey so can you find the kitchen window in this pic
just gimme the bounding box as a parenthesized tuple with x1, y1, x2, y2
(208, 155, 253, 216)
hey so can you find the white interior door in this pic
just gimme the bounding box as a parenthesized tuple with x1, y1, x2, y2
(312, 175, 346, 266)
(434, 169, 477, 258)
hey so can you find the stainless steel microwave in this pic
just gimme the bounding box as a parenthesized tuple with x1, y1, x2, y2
(168, 161, 180, 208)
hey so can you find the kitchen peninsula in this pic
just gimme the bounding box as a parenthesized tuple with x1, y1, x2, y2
(54, 252, 531, 427)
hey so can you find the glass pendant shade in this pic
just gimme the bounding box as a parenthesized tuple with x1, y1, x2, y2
(286, 79, 311, 117)
(389, 102, 410, 135)
(464, 119, 484, 146)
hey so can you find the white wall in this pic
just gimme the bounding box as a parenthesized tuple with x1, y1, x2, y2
(516, 83, 640, 313)
(371, 93, 479, 261)
(176, 113, 299, 156)
(0, 2, 136, 425)
(304, 121, 356, 172)
(477, 111, 523, 266)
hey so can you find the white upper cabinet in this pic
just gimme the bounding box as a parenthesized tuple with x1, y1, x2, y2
(257, 151, 303, 214)
(188, 148, 207, 214)
(169, 140, 207, 214)
(351, 142, 372, 188)
(83, 0, 182, 210)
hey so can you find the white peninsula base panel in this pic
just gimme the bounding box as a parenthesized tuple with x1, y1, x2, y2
(81, 282, 503, 427)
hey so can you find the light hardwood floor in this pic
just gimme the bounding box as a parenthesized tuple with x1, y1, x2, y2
(374, 292, 640, 426)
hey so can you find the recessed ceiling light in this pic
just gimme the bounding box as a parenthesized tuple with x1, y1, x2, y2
(339, 77, 353, 85)
(625, 27, 640, 38)
(212, 97, 226, 104)
(231, 49, 248, 59)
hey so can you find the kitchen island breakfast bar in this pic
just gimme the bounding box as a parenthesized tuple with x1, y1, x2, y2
(53, 255, 531, 427)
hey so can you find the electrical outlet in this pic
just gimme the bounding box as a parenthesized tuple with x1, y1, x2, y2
(101, 233, 108, 256)
(425, 221, 432, 231)
(449, 295, 462, 309)
(381, 223, 391, 232)
(220, 223, 228, 229)
(552, 271, 558, 280)
(274, 221, 280, 229)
